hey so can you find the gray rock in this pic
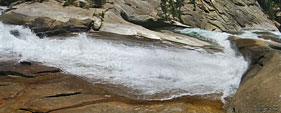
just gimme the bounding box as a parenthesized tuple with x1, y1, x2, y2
(179, 0, 278, 32)
(25, 17, 94, 37)
(9, 29, 20, 37)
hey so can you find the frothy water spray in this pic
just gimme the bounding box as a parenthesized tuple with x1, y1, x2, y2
(2, 19, 277, 101)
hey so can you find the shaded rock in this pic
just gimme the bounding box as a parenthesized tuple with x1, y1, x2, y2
(25, 17, 94, 37)
(252, 31, 281, 43)
(19, 61, 32, 65)
(120, 11, 171, 29)
(0, 11, 35, 25)
(9, 29, 20, 37)
(0, 0, 20, 6)
(66, 18, 94, 32)
(259, 35, 281, 43)
(228, 37, 281, 113)
(25, 17, 65, 37)
(229, 36, 271, 64)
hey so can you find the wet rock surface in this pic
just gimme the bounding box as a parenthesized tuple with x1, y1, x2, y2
(228, 37, 281, 113)
(0, 60, 225, 113)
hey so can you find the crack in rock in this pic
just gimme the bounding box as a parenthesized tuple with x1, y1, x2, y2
(0, 84, 10, 86)
(0, 71, 36, 78)
(44, 92, 82, 98)
(19, 61, 32, 65)
(34, 69, 61, 74)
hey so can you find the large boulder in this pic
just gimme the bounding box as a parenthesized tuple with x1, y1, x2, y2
(0, 0, 97, 23)
(253, 31, 281, 43)
(227, 37, 281, 113)
(229, 37, 271, 65)
(0, 0, 102, 37)
(25, 17, 94, 37)
(120, 11, 171, 29)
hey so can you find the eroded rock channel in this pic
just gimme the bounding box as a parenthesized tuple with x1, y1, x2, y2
(0, 0, 281, 113)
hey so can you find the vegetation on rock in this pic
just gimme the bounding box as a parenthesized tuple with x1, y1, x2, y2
(92, 0, 106, 8)
(63, 0, 75, 7)
(0, 0, 19, 6)
(258, 0, 281, 19)
(62, 0, 106, 8)
(159, 0, 184, 21)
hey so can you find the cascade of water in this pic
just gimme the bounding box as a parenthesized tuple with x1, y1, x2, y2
(0, 22, 251, 100)
(2, 10, 278, 100)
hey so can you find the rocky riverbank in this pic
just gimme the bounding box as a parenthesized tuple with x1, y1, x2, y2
(0, 0, 281, 113)
(0, 59, 225, 113)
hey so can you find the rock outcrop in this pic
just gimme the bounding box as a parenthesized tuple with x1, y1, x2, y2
(0, 0, 215, 48)
(227, 37, 281, 113)
(180, 0, 278, 32)
(0, 60, 225, 113)
(102, 0, 278, 32)
(1, 0, 278, 33)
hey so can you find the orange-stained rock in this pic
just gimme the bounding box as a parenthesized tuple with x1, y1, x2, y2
(228, 37, 281, 113)
(0, 60, 225, 113)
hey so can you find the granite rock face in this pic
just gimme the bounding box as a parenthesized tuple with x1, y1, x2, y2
(0, 60, 225, 113)
(228, 37, 281, 113)
(179, 0, 278, 32)
(0, 0, 215, 48)
(104, 0, 278, 32)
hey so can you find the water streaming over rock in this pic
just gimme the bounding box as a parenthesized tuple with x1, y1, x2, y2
(1, 10, 278, 100)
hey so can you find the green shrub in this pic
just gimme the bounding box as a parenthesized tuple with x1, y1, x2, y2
(258, 0, 281, 19)
(159, 0, 184, 21)
(63, 0, 75, 7)
(79, 1, 86, 8)
(92, 0, 106, 8)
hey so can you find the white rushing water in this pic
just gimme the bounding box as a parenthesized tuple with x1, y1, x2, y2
(3, 19, 280, 100)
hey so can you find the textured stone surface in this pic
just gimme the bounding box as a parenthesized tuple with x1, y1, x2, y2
(104, 0, 278, 32)
(0, 60, 225, 113)
(1, 0, 278, 32)
(0, 0, 215, 48)
(180, 0, 278, 32)
(25, 17, 94, 37)
(228, 37, 281, 113)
